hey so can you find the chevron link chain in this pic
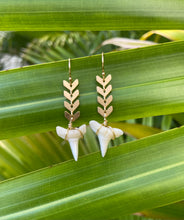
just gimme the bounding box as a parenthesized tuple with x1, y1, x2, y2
(96, 53, 113, 126)
(63, 58, 80, 129)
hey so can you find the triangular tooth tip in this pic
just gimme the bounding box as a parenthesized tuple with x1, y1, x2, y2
(69, 141, 79, 162)
(71, 148, 78, 161)
(73, 155, 78, 161)
(101, 146, 107, 157)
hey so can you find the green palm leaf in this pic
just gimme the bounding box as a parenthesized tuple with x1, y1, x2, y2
(1, 1, 184, 219)
(0, 126, 100, 179)
(0, 126, 184, 219)
(0, 41, 184, 139)
(141, 30, 184, 41)
(0, 122, 161, 180)
(1, 0, 184, 30)
(22, 31, 116, 64)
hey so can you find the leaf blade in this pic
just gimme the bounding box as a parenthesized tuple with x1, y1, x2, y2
(1, 0, 184, 30)
(0, 126, 184, 219)
(0, 41, 184, 139)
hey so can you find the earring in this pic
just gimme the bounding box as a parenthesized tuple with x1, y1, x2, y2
(56, 58, 86, 161)
(89, 52, 123, 157)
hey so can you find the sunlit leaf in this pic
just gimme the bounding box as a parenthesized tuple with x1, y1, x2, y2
(1, 1, 184, 30)
(110, 122, 161, 139)
(0, 126, 184, 219)
(141, 30, 184, 41)
(102, 37, 157, 49)
(1, 41, 184, 139)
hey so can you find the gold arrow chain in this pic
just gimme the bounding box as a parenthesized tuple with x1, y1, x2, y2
(96, 52, 113, 126)
(63, 58, 80, 129)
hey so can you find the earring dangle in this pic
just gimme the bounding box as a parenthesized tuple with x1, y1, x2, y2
(89, 53, 123, 157)
(56, 58, 86, 161)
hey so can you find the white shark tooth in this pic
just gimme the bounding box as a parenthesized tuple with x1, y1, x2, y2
(56, 124, 86, 161)
(89, 120, 123, 157)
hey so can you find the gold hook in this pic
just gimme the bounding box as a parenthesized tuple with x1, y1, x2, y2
(102, 52, 105, 75)
(68, 58, 72, 85)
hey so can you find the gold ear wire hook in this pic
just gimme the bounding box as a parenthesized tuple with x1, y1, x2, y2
(68, 58, 73, 128)
(102, 52, 105, 79)
(68, 58, 72, 85)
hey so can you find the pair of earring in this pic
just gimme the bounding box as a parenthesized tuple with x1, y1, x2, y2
(56, 53, 123, 161)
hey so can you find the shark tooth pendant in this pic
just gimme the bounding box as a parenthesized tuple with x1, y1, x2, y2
(56, 124, 86, 161)
(89, 52, 123, 157)
(56, 58, 86, 161)
(89, 121, 123, 157)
